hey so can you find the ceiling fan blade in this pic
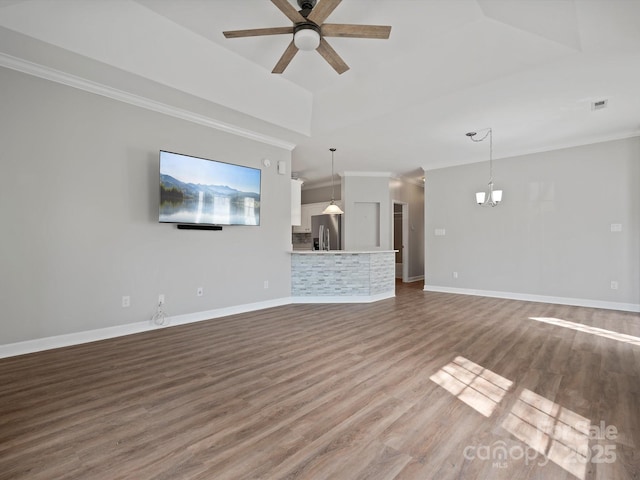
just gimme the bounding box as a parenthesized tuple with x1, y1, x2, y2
(271, 0, 306, 23)
(316, 38, 349, 74)
(272, 41, 299, 74)
(223, 26, 293, 38)
(307, 0, 342, 25)
(321, 24, 391, 39)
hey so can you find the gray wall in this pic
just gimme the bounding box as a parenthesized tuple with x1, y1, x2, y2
(342, 174, 392, 251)
(424, 136, 640, 308)
(391, 178, 425, 280)
(0, 67, 293, 344)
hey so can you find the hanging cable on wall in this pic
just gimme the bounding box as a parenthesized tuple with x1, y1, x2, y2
(152, 299, 169, 326)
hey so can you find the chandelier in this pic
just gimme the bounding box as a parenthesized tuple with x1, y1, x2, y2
(466, 128, 503, 207)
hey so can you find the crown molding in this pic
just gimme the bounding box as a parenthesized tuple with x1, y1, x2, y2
(0, 52, 297, 151)
(391, 174, 426, 188)
(301, 179, 340, 189)
(423, 130, 640, 172)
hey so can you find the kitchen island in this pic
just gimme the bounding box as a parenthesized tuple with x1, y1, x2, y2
(291, 250, 396, 303)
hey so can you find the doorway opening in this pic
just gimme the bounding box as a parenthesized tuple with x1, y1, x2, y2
(392, 201, 409, 282)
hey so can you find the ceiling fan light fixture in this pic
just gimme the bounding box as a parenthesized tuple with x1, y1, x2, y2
(223, 1, 391, 74)
(294, 25, 320, 51)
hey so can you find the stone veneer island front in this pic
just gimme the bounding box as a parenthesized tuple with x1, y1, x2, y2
(291, 250, 396, 303)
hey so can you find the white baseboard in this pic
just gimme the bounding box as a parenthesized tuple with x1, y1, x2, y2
(0, 292, 400, 359)
(4, 284, 634, 359)
(290, 291, 395, 304)
(405, 275, 424, 283)
(423, 285, 640, 313)
(166, 297, 292, 327)
(0, 297, 292, 359)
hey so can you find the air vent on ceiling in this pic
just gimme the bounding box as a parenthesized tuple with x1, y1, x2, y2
(591, 99, 608, 110)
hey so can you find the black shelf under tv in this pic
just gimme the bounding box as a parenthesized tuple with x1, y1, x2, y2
(177, 224, 223, 231)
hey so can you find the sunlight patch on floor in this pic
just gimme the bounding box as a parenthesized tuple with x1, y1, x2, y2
(430, 356, 594, 478)
(502, 388, 590, 479)
(429, 356, 513, 417)
(529, 317, 640, 346)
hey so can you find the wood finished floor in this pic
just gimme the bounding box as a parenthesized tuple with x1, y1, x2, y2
(1, 282, 639, 480)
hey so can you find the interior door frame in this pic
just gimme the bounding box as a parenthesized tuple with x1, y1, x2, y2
(392, 200, 409, 283)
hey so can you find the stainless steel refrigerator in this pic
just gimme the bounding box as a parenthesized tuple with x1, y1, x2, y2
(311, 214, 342, 250)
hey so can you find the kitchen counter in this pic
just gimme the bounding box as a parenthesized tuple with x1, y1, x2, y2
(291, 250, 396, 303)
(291, 250, 397, 254)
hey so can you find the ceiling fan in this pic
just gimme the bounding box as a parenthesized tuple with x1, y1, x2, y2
(223, 0, 391, 75)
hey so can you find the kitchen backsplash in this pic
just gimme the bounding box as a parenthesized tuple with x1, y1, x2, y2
(292, 232, 312, 250)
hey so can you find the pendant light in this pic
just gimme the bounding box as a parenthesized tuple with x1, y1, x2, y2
(466, 128, 503, 207)
(323, 147, 343, 214)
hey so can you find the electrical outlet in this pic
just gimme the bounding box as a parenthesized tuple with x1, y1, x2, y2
(122, 296, 130, 308)
(453, 272, 458, 279)
(158, 294, 165, 305)
(197, 287, 204, 297)
(264, 280, 269, 289)
(610, 281, 618, 290)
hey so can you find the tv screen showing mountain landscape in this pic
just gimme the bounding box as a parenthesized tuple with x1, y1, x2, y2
(159, 151, 261, 226)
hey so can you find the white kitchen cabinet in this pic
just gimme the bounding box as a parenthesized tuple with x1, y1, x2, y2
(291, 179, 303, 226)
(293, 204, 314, 233)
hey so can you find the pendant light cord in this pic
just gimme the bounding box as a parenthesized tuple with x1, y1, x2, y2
(330, 147, 336, 202)
(468, 128, 493, 184)
(323, 147, 343, 215)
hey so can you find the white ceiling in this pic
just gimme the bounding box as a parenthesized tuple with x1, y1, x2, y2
(1, 0, 639, 185)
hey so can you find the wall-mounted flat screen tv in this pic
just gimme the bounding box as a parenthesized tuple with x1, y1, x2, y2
(159, 150, 261, 226)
